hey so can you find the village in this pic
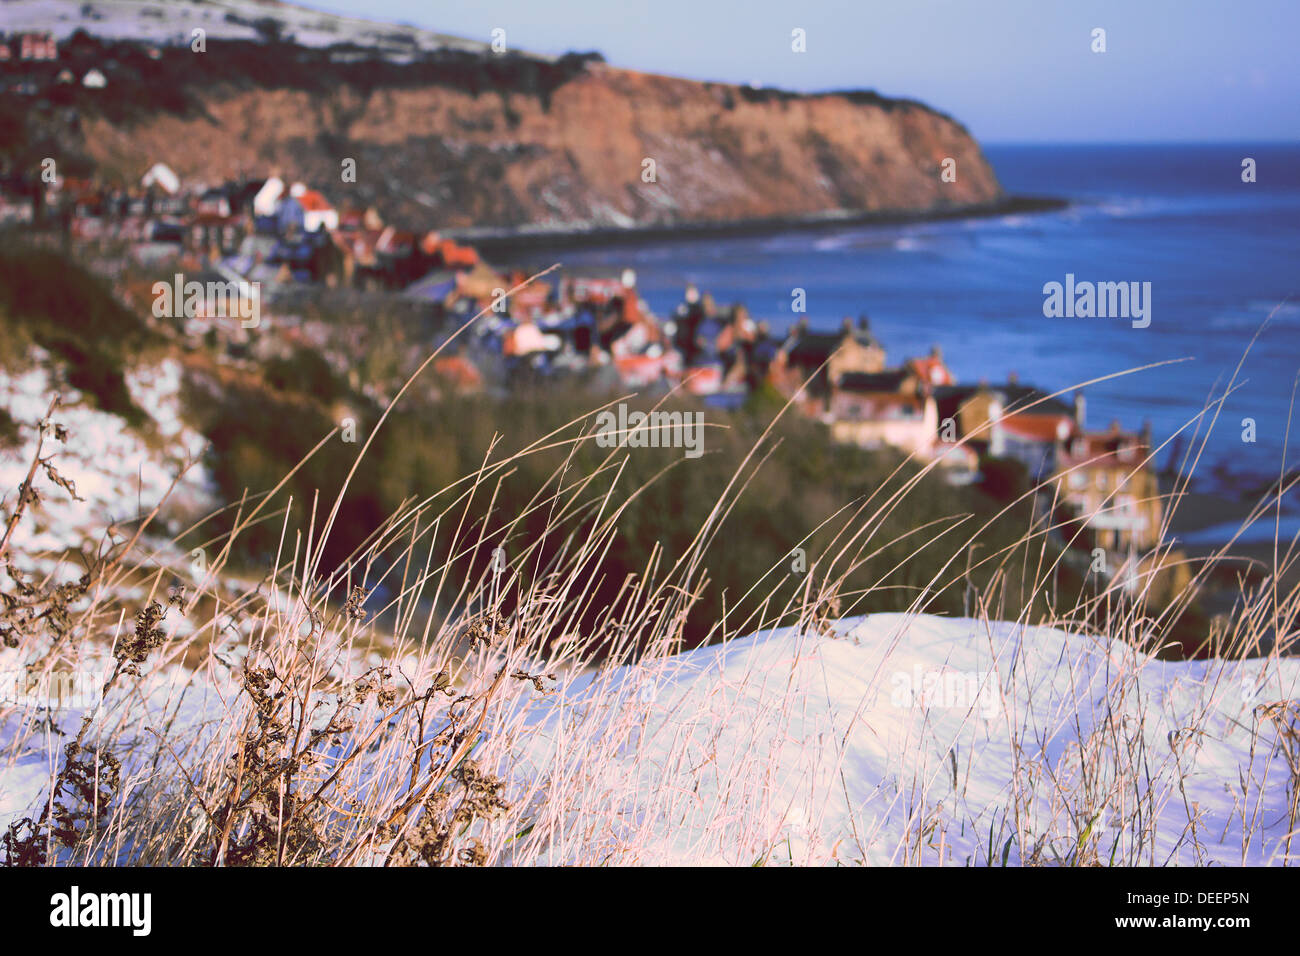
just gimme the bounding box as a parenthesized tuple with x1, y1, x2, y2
(0, 30, 1168, 589)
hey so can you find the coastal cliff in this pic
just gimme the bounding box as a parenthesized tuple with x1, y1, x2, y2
(81, 63, 1004, 232)
(7, 1, 1004, 233)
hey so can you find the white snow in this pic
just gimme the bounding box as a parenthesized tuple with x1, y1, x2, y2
(3, 0, 547, 60)
(0, 355, 211, 559)
(1, 606, 1297, 865)
(504, 613, 1300, 865)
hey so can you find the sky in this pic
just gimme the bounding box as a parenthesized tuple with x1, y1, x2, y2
(299, 0, 1300, 143)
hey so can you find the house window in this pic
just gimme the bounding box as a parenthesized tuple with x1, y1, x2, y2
(1069, 471, 1087, 490)
(1096, 472, 1107, 490)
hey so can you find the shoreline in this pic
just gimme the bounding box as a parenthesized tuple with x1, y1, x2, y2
(454, 194, 1068, 259)
(442, 190, 1288, 502)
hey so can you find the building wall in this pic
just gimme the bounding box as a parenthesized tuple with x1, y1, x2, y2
(1056, 461, 1162, 552)
(957, 392, 1002, 450)
(829, 398, 937, 457)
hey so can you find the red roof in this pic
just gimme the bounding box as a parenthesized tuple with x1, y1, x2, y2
(906, 356, 954, 387)
(1000, 413, 1071, 444)
(297, 189, 333, 212)
(430, 237, 479, 268)
(683, 364, 723, 395)
(615, 353, 668, 387)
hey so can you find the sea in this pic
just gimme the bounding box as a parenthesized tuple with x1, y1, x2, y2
(510, 143, 1300, 493)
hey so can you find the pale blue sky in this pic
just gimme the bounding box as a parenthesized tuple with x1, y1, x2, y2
(301, 0, 1299, 143)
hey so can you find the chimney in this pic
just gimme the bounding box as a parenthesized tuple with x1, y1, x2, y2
(841, 316, 854, 335)
(1006, 371, 1019, 385)
(1140, 419, 1152, 449)
(1072, 392, 1086, 428)
(930, 343, 943, 361)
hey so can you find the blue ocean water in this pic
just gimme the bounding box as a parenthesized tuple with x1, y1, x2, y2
(529, 144, 1300, 486)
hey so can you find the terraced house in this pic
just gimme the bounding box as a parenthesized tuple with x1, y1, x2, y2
(769, 316, 886, 415)
(828, 368, 938, 458)
(1052, 421, 1162, 554)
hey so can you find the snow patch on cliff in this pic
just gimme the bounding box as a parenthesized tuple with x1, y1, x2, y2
(0, 355, 211, 561)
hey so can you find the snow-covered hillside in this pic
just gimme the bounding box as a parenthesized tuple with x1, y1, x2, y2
(2, 0, 542, 60)
(0, 355, 211, 560)
(3, 608, 1296, 865)
(504, 614, 1300, 865)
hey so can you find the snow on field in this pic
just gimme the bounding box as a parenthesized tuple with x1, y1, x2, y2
(0, 356, 211, 560)
(507, 613, 1300, 865)
(0, 635, 236, 838)
(1, 594, 1297, 865)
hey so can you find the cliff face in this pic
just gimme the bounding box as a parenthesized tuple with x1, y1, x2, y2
(79, 62, 1002, 232)
(23, 24, 995, 234)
